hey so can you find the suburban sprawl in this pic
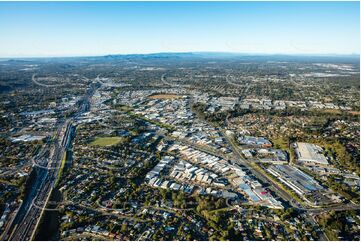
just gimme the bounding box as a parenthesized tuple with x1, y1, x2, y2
(0, 53, 359, 241)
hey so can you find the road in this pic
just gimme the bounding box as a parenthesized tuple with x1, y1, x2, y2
(225, 74, 251, 98)
(222, 127, 360, 210)
(161, 73, 181, 87)
(0, 163, 27, 178)
(219, 125, 361, 241)
(2, 79, 98, 241)
(32, 74, 65, 88)
(5, 121, 73, 241)
(218, 128, 298, 206)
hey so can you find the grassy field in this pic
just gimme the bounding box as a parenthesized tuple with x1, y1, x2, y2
(90, 137, 124, 146)
(271, 137, 289, 150)
(148, 93, 181, 99)
(271, 136, 296, 163)
(128, 111, 175, 131)
(55, 151, 67, 187)
(114, 104, 133, 112)
(319, 109, 342, 115)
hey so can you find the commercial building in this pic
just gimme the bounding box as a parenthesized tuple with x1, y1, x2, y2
(238, 136, 272, 148)
(294, 142, 328, 166)
(267, 165, 324, 196)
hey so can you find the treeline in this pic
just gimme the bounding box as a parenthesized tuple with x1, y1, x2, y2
(317, 210, 360, 241)
(192, 102, 359, 125)
(18, 168, 37, 200)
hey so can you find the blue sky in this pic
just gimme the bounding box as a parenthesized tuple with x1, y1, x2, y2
(0, 1, 359, 57)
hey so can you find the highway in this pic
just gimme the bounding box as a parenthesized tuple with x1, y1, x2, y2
(2, 80, 97, 241)
(5, 120, 72, 241)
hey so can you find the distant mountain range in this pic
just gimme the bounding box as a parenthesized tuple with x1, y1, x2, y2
(1, 52, 359, 63)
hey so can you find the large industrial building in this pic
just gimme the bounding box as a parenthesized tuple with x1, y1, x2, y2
(294, 142, 328, 166)
(267, 165, 324, 196)
(238, 136, 272, 148)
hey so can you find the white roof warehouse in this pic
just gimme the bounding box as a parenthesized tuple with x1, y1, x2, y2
(295, 142, 328, 166)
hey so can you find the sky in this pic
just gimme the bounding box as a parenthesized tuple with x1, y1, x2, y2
(0, 1, 359, 57)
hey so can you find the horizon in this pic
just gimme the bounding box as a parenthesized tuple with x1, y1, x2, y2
(0, 51, 360, 60)
(0, 1, 360, 57)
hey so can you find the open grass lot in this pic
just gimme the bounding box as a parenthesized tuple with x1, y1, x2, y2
(114, 104, 133, 112)
(271, 137, 295, 162)
(148, 93, 181, 99)
(89, 137, 124, 147)
(271, 137, 288, 150)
